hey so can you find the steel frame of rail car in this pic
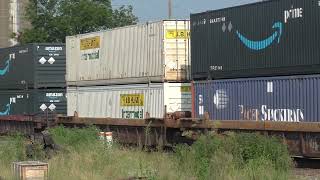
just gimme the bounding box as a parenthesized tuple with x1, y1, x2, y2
(56, 116, 320, 158)
(0, 115, 47, 135)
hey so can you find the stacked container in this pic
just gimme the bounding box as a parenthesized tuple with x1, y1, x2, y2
(0, 44, 67, 119)
(66, 20, 192, 119)
(191, 0, 320, 122)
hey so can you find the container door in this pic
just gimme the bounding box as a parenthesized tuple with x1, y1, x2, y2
(163, 20, 190, 81)
(163, 83, 192, 113)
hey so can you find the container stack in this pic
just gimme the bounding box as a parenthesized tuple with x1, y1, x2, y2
(66, 20, 192, 119)
(191, 0, 320, 122)
(0, 44, 67, 119)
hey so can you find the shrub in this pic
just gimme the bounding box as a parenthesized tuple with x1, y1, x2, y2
(174, 132, 293, 180)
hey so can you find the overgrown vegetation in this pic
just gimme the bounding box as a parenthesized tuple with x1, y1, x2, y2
(0, 127, 294, 180)
(175, 132, 293, 180)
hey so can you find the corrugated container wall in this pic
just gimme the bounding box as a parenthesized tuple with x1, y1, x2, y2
(0, 44, 66, 89)
(191, 0, 320, 80)
(67, 83, 191, 118)
(66, 20, 190, 86)
(0, 88, 66, 117)
(193, 75, 320, 122)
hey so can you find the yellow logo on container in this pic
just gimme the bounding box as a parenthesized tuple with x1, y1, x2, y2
(80, 36, 100, 50)
(166, 30, 190, 39)
(181, 86, 191, 92)
(120, 94, 144, 106)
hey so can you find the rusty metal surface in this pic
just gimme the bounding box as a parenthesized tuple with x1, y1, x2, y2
(0, 120, 35, 135)
(56, 116, 320, 158)
(57, 116, 151, 127)
(57, 116, 320, 132)
(211, 121, 320, 132)
(0, 115, 34, 122)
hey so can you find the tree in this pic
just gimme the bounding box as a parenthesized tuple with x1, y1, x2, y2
(113, 5, 138, 28)
(17, 0, 138, 43)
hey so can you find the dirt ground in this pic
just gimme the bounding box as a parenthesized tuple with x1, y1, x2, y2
(294, 168, 320, 180)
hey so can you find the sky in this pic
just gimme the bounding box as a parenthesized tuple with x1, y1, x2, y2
(112, 0, 262, 22)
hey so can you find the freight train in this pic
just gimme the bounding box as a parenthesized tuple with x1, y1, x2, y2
(0, 0, 319, 157)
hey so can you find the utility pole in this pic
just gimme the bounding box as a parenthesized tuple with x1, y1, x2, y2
(168, 0, 172, 19)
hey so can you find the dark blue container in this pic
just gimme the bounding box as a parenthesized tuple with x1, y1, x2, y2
(0, 44, 65, 90)
(0, 88, 66, 117)
(191, 0, 320, 80)
(193, 75, 320, 122)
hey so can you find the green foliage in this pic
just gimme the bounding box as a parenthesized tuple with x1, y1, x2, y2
(0, 135, 26, 164)
(0, 128, 294, 180)
(19, 0, 138, 43)
(49, 125, 99, 150)
(226, 132, 292, 171)
(174, 132, 293, 180)
(48, 126, 186, 180)
(113, 5, 138, 27)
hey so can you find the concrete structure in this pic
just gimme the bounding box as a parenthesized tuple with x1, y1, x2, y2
(0, 0, 29, 48)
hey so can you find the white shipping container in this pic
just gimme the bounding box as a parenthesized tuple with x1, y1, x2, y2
(66, 20, 190, 86)
(67, 83, 191, 118)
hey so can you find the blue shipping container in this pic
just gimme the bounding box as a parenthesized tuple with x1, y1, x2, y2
(193, 75, 320, 122)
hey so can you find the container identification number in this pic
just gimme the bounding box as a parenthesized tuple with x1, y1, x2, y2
(121, 109, 144, 119)
(180, 86, 191, 92)
(210, 66, 223, 71)
(80, 36, 100, 50)
(120, 94, 144, 106)
(166, 30, 190, 39)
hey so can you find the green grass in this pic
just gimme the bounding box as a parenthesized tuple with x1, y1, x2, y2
(174, 132, 293, 180)
(0, 127, 294, 180)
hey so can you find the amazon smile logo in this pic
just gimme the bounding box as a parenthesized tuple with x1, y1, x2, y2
(236, 22, 283, 51)
(0, 59, 11, 76)
(0, 103, 11, 116)
(0, 53, 15, 76)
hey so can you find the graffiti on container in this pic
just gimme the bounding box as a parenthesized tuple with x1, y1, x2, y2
(121, 109, 144, 119)
(239, 105, 304, 122)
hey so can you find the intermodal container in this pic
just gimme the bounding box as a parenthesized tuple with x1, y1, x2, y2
(67, 83, 191, 118)
(193, 75, 320, 122)
(66, 20, 190, 86)
(0, 44, 65, 89)
(191, 0, 320, 80)
(0, 88, 66, 117)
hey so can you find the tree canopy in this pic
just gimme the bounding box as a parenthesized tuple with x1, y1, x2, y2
(17, 0, 138, 43)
